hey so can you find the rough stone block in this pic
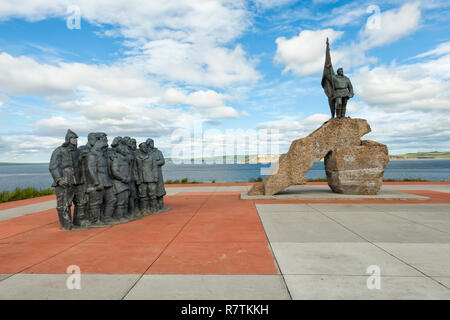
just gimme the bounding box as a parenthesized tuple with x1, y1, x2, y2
(325, 140, 389, 195)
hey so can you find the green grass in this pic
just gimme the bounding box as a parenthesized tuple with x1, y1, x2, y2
(164, 178, 201, 184)
(0, 187, 55, 203)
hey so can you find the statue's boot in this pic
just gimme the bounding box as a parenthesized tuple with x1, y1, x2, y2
(57, 207, 73, 230)
(158, 197, 164, 210)
(150, 199, 158, 213)
(74, 206, 89, 227)
(90, 206, 102, 225)
(139, 198, 149, 215)
(341, 105, 346, 118)
(120, 206, 129, 222)
(102, 206, 115, 224)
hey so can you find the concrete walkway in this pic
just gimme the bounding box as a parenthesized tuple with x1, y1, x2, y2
(0, 183, 449, 299)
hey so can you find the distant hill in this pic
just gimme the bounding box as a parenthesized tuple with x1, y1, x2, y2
(390, 151, 450, 159)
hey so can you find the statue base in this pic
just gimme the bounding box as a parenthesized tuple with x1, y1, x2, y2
(71, 206, 172, 230)
(247, 118, 389, 196)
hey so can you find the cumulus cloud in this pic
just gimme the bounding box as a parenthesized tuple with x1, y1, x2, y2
(164, 88, 239, 118)
(274, 3, 422, 77)
(0, 0, 261, 156)
(354, 54, 450, 112)
(359, 2, 421, 49)
(274, 28, 344, 76)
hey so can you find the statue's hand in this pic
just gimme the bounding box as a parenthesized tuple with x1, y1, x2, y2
(96, 184, 104, 191)
(58, 178, 68, 187)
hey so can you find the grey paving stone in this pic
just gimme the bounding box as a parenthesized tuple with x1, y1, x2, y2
(256, 204, 314, 213)
(381, 185, 450, 193)
(271, 242, 421, 276)
(124, 275, 290, 300)
(323, 212, 450, 243)
(364, 204, 450, 213)
(284, 275, 450, 300)
(432, 277, 450, 289)
(257, 210, 363, 243)
(388, 210, 450, 233)
(0, 274, 140, 300)
(389, 210, 450, 223)
(307, 203, 380, 213)
(0, 200, 56, 222)
(0, 275, 11, 282)
(375, 243, 450, 277)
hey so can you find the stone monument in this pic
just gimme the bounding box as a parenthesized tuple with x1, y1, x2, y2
(248, 39, 389, 197)
(49, 130, 169, 230)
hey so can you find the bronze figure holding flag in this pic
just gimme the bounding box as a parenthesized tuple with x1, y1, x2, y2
(321, 38, 354, 118)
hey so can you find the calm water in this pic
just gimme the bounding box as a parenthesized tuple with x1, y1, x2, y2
(0, 159, 449, 192)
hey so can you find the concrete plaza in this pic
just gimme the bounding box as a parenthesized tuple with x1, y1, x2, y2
(0, 182, 449, 299)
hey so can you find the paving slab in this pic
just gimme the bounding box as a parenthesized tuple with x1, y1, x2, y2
(382, 185, 450, 192)
(375, 243, 450, 277)
(125, 275, 290, 300)
(0, 200, 56, 222)
(256, 204, 319, 213)
(271, 242, 421, 276)
(432, 277, 450, 289)
(284, 275, 450, 300)
(322, 212, 450, 243)
(257, 209, 363, 243)
(0, 274, 140, 300)
(0, 274, 11, 282)
(387, 210, 450, 234)
(364, 203, 450, 213)
(147, 242, 279, 275)
(307, 203, 380, 213)
(241, 185, 428, 200)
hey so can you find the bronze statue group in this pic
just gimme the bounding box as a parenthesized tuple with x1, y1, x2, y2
(49, 130, 166, 230)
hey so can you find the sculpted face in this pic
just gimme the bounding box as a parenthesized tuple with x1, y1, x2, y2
(337, 68, 344, 76)
(139, 143, 147, 153)
(112, 136, 122, 148)
(87, 133, 97, 146)
(146, 139, 154, 149)
(69, 137, 78, 146)
(117, 144, 127, 156)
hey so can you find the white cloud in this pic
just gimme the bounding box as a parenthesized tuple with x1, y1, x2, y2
(359, 2, 421, 49)
(164, 88, 239, 118)
(274, 28, 344, 76)
(0, 52, 159, 99)
(414, 41, 450, 58)
(251, 0, 298, 11)
(132, 40, 260, 87)
(274, 3, 423, 77)
(354, 53, 450, 112)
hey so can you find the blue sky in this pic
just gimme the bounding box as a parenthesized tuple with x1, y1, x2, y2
(0, 0, 449, 162)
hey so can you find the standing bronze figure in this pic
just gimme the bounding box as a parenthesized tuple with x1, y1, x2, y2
(321, 38, 354, 118)
(49, 129, 82, 230)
